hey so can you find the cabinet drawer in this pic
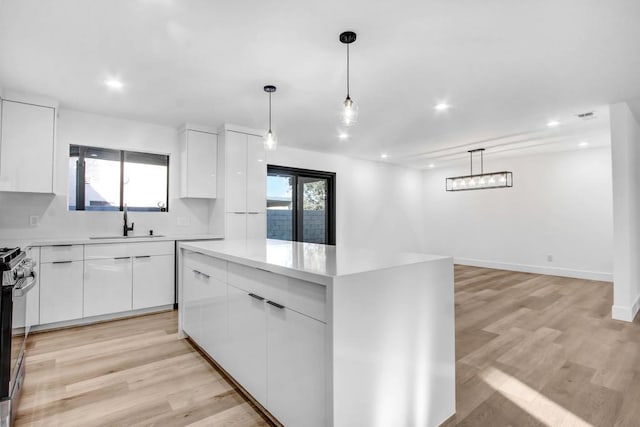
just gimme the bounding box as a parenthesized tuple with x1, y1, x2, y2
(85, 241, 175, 259)
(84, 243, 129, 260)
(129, 241, 174, 257)
(183, 251, 226, 282)
(41, 245, 83, 263)
(228, 263, 326, 322)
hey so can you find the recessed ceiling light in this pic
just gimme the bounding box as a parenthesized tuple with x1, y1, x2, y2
(434, 103, 450, 111)
(578, 141, 589, 147)
(338, 132, 349, 140)
(104, 78, 124, 90)
(380, 153, 388, 159)
(547, 120, 560, 128)
(428, 163, 435, 168)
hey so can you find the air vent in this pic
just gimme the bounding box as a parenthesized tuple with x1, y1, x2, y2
(576, 111, 596, 119)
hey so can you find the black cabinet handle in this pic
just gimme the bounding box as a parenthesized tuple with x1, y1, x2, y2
(135, 255, 151, 259)
(52, 244, 72, 247)
(52, 260, 72, 264)
(114, 256, 130, 260)
(249, 293, 265, 301)
(267, 300, 285, 309)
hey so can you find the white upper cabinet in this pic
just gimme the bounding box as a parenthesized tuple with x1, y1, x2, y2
(220, 126, 267, 240)
(225, 131, 248, 213)
(179, 127, 217, 198)
(246, 134, 266, 213)
(0, 98, 56, 193)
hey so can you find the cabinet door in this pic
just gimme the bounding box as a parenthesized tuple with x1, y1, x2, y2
(40, 261, 84, 324)
(267, 306, 326, 427)
(227, 285, 267, 406)
(225, 131, 248, 213)
(199, 273, 228, 364)
(84, 257, 133, 317)
(246, 213, 266, 240)
(132, 254, 174, 310)
(182, 266, 202, 342)
(0, 100, 55, 193)
(225, 213, 247, 240)
(184, 130, 217, 198)
(246, 135, 266, 213)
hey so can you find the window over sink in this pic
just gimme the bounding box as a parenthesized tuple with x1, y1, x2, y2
(68, 145, 169, 212)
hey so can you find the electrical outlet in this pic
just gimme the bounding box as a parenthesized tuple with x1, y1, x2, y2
(29, 216, 39, 226)
(547, 254, 553, 262)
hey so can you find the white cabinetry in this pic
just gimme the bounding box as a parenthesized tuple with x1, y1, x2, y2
(37, 241, 175, 328)
(0, 98, 56, 193)
(221, 127, 266, 240)
(179, 127, 217, 198)
(226, 284, 268, 406)
(267, 305, 325, 426)
(180, 254, 326, 426)
(132, 254, 174, 309)
(84, 257, 132, 317)
(40, 244, 84, 324)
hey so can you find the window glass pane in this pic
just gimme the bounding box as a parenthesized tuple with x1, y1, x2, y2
(84, 152, 121, 211)
(301, 178, 327, 244)
(68, 156, 78, 210)
(267, 174, 293, 241)
(123, 151, 169, 212)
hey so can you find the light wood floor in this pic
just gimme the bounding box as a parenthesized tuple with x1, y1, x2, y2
(16, 266, 637, 426)
(15, 311, 272, 426)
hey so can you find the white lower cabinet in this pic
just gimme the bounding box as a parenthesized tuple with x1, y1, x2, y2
(267, 305, 326, 427)
(40, 261, 84, 323)
(225, 212, 247, 240)
(182, 266, 202, 343)
(132, 254, 174, 309)
(182, 257, 326, 426)
(84, 257, 133, 317)
(246, 213, 266, 239)
(226, 284, 267, 406)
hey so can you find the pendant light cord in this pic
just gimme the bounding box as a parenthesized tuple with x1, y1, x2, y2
(269, 92, 272, 132)
(346, 43, 350, 97)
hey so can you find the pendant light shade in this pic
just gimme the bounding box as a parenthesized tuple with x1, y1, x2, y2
(445, 149, 513, 191)
(263, 85, 277, 151)
(340, 31, 358, 126)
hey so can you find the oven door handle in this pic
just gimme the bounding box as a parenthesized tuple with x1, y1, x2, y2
(14, 272, 37, 297)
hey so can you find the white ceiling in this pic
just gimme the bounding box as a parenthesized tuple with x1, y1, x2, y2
(1, 0, 639, 168)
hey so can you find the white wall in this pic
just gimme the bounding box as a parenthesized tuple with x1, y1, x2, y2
(0, 109, 211, 244)
(610, 102, 640, 321)
(263, 146, 425, 253)
(422, 147, 613, 281)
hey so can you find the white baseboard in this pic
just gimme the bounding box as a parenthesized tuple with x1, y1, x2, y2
(454, 257, 613, 282)
(31, 305, 174, 333)
(612, 294, 640, 322)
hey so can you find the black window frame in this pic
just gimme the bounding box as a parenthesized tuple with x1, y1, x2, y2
(267, 165, 336, 245)
(69, 144, 170, 212)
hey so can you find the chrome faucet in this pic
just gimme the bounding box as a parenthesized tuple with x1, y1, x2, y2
(123, 204, 134, 237)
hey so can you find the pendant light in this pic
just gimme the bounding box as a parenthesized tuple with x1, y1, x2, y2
(445, 149, 513, 191)
(263, 85, 277, 151)
(339, 31, 358, 126)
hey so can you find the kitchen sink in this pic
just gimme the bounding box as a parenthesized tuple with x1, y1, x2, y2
(89, 235, 165, 240)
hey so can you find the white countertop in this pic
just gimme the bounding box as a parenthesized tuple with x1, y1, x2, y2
(179, 239, 449, 285)
(1, 234, 224, 249)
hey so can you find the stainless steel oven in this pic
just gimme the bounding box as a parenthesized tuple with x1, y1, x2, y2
(0, 248, 36, 427)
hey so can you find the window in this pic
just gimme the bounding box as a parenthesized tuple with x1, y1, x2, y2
(267, 165, 336, 244)
(69, 145, 169, 212)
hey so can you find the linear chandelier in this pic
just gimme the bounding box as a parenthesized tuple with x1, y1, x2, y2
(445, 148, 513, 191)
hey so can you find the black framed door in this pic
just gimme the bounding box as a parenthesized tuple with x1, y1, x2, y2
(267, 165, 336, 245)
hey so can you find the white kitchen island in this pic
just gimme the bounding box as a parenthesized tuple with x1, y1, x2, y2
(178, 239, 455, 427)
